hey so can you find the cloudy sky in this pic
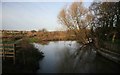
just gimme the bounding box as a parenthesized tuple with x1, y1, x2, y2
(1, 0, 93, 31)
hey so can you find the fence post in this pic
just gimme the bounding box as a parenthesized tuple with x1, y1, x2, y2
(13, 44, 16, 64)
(3, 44, 5, 60)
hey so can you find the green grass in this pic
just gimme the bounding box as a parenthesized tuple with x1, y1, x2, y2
(28, 37, 49, 45)
(28, 37, 40, 43)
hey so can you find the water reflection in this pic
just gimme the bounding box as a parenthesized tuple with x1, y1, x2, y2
(34, 41, 120, 73)
(58, 44, 97, 73)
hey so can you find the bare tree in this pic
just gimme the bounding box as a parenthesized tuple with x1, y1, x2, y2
(58, 2, 93, 44)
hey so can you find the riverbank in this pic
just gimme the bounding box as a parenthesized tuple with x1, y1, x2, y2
(96, 40, 120, 64)
(97, 48, 120, 64)
(2, 38, 44, 74)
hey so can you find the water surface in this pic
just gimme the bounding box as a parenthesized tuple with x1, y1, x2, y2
(33, 41, 120, 73)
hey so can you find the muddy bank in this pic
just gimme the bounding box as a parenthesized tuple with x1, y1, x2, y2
(2, 39, 44, 74)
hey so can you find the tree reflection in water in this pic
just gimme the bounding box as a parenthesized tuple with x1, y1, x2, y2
(58, 44, 97, 73)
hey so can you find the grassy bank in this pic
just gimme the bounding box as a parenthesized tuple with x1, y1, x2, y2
(28, 37, 41, 43)
(2, 38, 44, 74)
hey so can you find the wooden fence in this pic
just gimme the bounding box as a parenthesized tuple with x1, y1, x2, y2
(0, 39, 22, 64)
(0, 43, 16, 64)
(101, 41, 120, 54)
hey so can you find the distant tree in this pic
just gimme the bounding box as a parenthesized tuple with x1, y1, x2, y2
(31, 30, 37, 33)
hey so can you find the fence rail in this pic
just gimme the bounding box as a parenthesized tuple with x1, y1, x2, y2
(0, 43, 16, 64)
(101, 41, 120, 54)
(0, 39, 22, 64)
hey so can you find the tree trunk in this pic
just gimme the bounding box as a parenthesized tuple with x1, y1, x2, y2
(112, 32, 116, 43)
(94, 37, 99, 49)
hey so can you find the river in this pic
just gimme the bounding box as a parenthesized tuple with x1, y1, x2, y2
(33, 41, 120, 73)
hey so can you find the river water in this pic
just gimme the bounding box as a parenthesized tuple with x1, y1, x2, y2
(33, 41, 120, 73)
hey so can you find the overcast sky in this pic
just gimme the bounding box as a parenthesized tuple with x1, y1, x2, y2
(1, 0, 93, 31)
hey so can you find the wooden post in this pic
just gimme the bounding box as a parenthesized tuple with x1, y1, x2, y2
(2, 44, 5, 60)
(13, 44, 15, 64)
(3, 44, 16, 64)
(0, 44, 5, 60)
